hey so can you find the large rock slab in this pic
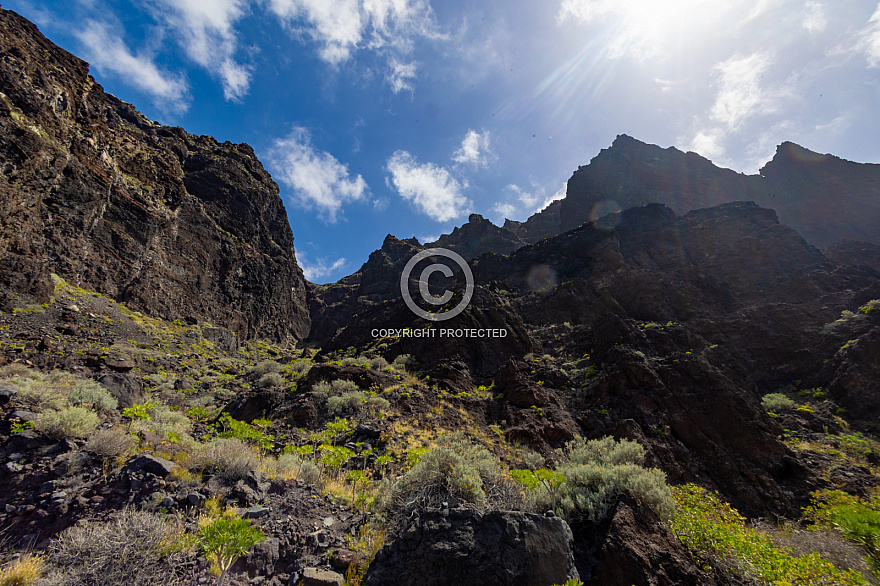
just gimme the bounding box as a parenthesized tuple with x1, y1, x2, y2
(363, 509, 578, 586)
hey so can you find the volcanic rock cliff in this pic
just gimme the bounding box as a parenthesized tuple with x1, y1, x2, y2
(504, 134, 880, 250)
(0, 9, 309, 344)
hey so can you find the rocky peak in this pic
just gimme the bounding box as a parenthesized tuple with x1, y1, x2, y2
(0, 8, 309, 344)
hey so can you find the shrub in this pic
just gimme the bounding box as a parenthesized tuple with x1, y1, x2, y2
(529, 436, 673, 522)
(327, 392, 390, 416)
(391, 354, 412, 370)
(805, 489, 880, 575)
(34, 407, 100, 439)
(215, 414, 274, 450)
(43, 509, 186, 586)
(133, 405, 192, 443)
(331, 379, 359, 394)
(672, 484, 867, 585)
(198, 517, 265, 586)
(369, 356, 390, 370)
(257, 372, 284, 388)
(248, 360, 282, 376)
(84, 428, 136, 460)
(68, 379, 118, 411)
(192, 438, 259, 481)
(0, 554, 44, 585)
(376, 435, 521, 527)
(761, 393, 796, 412)
(341, 357, 361, 367)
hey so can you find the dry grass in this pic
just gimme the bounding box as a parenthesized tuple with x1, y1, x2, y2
(0, 554, 44, 586)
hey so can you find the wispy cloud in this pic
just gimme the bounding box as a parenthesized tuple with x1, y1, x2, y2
(710, 52, 777, 130)
(297, 253, 348, 282)
(386, 58, 417, 93)
(154, 0, 251, 100)
(859, 2, 880, 67)
(268, 127, 369, 221)
(268, 0, 439, 63)
(452, 130, 493, 168)
(76, 21, 189, 113)
(386, 151, 469, 222)
(802, 1, 827, 33)
(491, 181, 565, 223)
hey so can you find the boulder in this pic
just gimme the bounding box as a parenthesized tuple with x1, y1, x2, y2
(123, 454, 176, 477)
(363, 508, 578, 586)
(301, 568, 344, 586)
(96, 373, 145, 409)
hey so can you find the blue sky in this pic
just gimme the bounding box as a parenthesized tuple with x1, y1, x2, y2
(7, 0, 880, 282)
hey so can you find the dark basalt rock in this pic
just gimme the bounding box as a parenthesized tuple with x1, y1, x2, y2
(364, 508, 579, 586)
(0, 9, 309, 344)
(503, 134, 880, 249)
(575, 497, 716, 586)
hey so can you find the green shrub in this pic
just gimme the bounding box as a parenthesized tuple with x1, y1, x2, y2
(327, 391, 390, 416)
(761, 393, 796, 412)
(257, 372, 284, 388)
(391, 354, 412, 370)
(34, 407, 100, 439)
(198, 517, 265, 586)
(805, 489, 880, 575)
(376, 435, 521, 527)
(248, 360, 282, 376)
(672, 484, 867, 585)
(215, 414, 274, 450)
(369, 356, 390, 370)
(192, 438, 259, 481)
(68, 380, 118, 411)
(530, 436, 672, 522)
(133, 405, 192, 443)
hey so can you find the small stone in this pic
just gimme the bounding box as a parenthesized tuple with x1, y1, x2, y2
(242, 506, 270, 519)
(301, 568, 343, 586)
(7, 453, 24, 462)
(6, 462, 24, 473)
(11, 410, 37, 422)
(123, 454, 177, 477)
(186, 493, 203, 506)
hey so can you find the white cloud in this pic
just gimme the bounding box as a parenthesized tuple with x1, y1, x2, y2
(537, 184, 566, 212)
(155, 0, 251, 100)
(710, 52, 776, 129)
(452, 130, 493, 168)
(268, 0, 439, 65)
(802, 1, 827, 33)
(491, 181, 565, 223)
(491, 201, 518, 223)
(297, 254, 347, 282)
(268, 127, 369, 221)
(386, 58, 417, 93)
(688, 128, 727, 161)
(76, 21, 189, 113)
(860, 3, 880, 67)
(386, 151, 469, 222)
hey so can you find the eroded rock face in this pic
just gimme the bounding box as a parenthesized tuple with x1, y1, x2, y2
(363, 509, 579, 586)
(504, 134, 880, 249)
(0, 9, 309, 344)
(577, 497, 716, 586)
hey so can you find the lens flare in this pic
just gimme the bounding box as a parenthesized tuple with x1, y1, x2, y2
(589, 200, 622, 231)
(526, 265, 558, 293)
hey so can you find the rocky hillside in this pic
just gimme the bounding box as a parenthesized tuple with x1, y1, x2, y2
(0, 9, 310, 344)
(504, 134, 880, 250)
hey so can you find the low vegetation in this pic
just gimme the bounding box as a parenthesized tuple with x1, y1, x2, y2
(671, 484, 869, 585)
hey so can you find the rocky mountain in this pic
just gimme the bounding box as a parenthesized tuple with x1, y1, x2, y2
(504, 134, 880, 250)
(4, 8, 880, 586)
(0, 9, 310, 344)
(425, 213, 526, 260)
